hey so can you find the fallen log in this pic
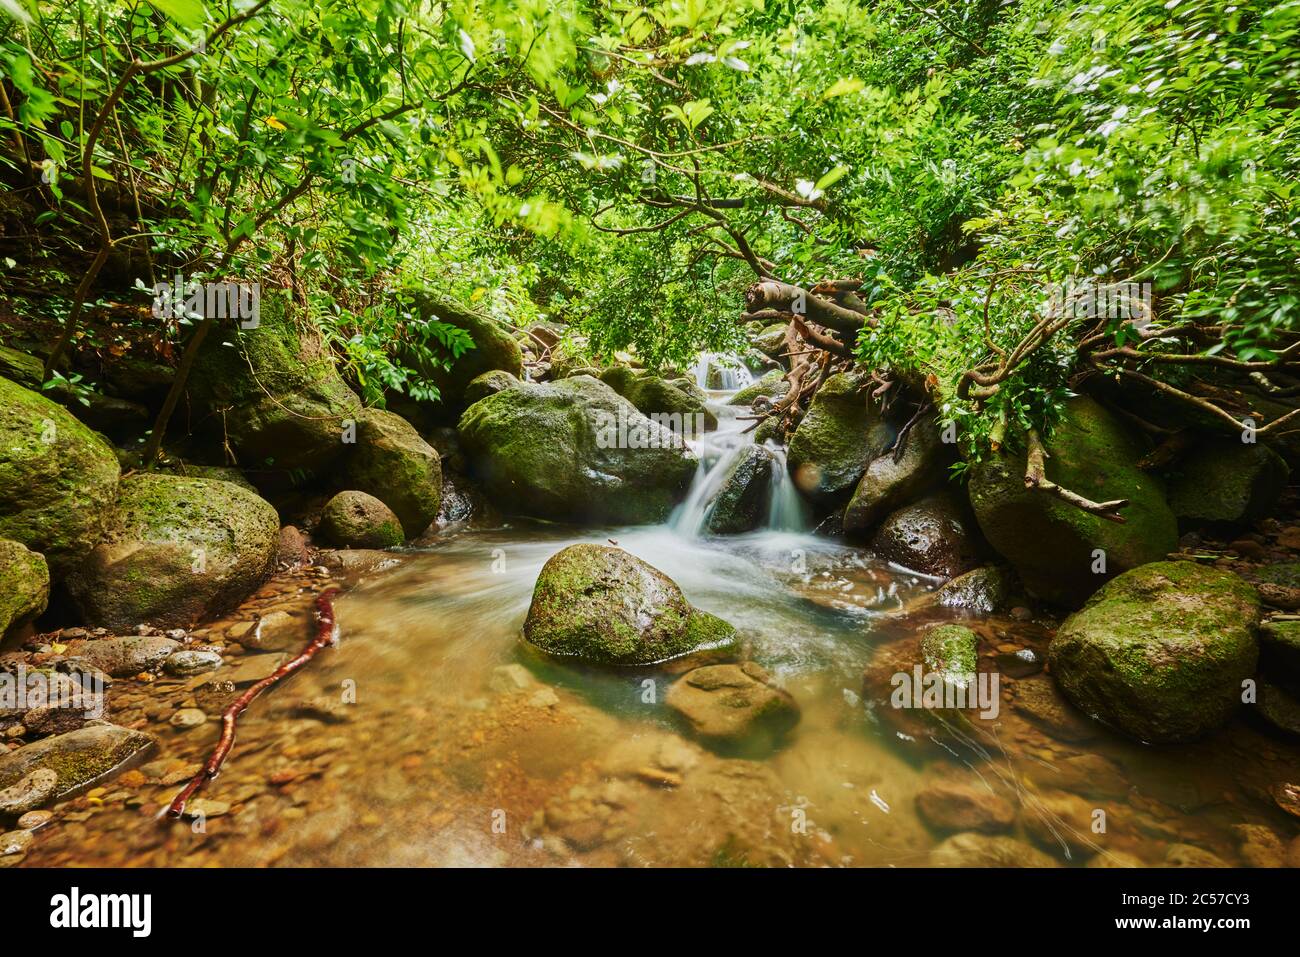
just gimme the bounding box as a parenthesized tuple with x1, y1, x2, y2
(166, 586, 340, 818)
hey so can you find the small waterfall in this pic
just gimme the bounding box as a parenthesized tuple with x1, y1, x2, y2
(670, 402, 810, 538)
(693, 352, 755, 392)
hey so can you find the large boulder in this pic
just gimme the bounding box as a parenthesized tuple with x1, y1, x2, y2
(0, 539, 49, 639)
(523, 543, 737, 665)
(967, 397, 1178, 606)
(728, 369, 789, 408)
(463, 369, 520, 406)
(0, 376, 120, 575)
(1166, 440, 1289, 527)
(458, 376, 697, 524)
(186, 291, 360, 487)
(344, 407, 442, 535)
(844, 416, 948, 535)
(621, 375, 715, 433)
(1048, 561, 1260, 743)
(786, 373, 894, 507)
(319, 490, 405, 548)
(66, 474, 279, 629)
(706, 444, 777, 534)
(409, 290, 523, 409)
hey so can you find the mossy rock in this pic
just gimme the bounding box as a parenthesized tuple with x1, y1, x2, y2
(344, 407, 442, 535)
(174, 463, 257, 492)
(464, 369, 521, 406)
(1260, 619, 1300, 683)
(66, 474, 279, 629)
(621, 375, 716, 432)
(1048, 561, 1260, 743)
(0, 539, 49, 639)
(186, 291, 360, 486)
(523, 543, 738, 665)
(787, 373, 894, 507)
(409, 289, 523, 408)
(0, 724, 157, 799)
(706, 444, 777, 534)
(967, 396, 1178, 607)
(0, 375, 120, 574)
(458, 376, 697, 524)
(727, 369, 789, 407)
(319, 490, 405, 548)
(1166, 440, 1289, 527)
(752, 323, 788, 357)
(844, 415, 948, 535)
(920, 624, 979, 688)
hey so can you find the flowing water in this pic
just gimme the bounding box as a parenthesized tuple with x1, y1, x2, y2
(19, 390, 1300, 868)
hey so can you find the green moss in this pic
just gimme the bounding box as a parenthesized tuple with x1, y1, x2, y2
(921, 624, 979, 685)
(0, 539, 49, 637)
(408, 289, 522, 406)
(1048, 561, 1260, 742)
(727, 369, 789, 407)
(345, 408, 442, 534)
(1166, 441, 1289, 526)
(786, 373, 893, 506)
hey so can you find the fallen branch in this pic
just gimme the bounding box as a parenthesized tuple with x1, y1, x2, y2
(166, 586, 340, 818)
(1024, 428, 1129, 524)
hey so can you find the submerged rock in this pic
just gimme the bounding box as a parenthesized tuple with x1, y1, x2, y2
(458, 376, 697, 524)
(523, 544, 737, 665)
(870, 490, 983, 579)
(0, 540, 49, 639)
(665, 662, 799, 745)
(843, 416, 948, 535)
(319, 490, 405, 548)
(1048, 561, 1260, 743)
(786, 373, 894, 507)
(930, 832, 1059, 867)
(66, 474, 279, 629)
(706, 444, 777, 534)
(967, 397, 1178, 606)
(343, 408, 441, 536)
(0, 724, 156, 800)
(0, 768, 59, 817)
(0, 375, 121, 574)
(915, 780, 1015, 834)
(1166, 440, 1289, 528)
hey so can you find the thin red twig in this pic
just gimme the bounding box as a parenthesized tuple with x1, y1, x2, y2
(166, 587, 340, 818)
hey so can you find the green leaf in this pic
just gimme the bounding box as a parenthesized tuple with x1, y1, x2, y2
(149, 0, 206, 30)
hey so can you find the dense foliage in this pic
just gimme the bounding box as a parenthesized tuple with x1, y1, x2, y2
(1, 0, 1297, 450)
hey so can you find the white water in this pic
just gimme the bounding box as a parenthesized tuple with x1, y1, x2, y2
(692, 352, 755, 391)
(669, 386, 810, 539)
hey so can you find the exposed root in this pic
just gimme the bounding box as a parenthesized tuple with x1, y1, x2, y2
(1024, 429, 1129, 524)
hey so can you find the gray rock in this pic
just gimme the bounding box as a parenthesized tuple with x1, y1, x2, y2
(163, 649, 223, 676)
(0, 724, 157, 799)
(0, 768, 58, 817)
(73, 636, 180, 677)
(665, 662, 800, 745)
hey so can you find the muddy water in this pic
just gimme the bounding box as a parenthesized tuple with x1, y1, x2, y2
(19, 516, 1300, 868)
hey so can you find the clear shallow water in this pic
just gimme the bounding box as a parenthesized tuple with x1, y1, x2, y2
(18, 402, 1300, 868)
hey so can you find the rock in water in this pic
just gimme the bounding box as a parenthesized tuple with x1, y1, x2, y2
(523, 543, 737, 665)
(0, 539, 49, 639)
(458, 376, 697, 524)
(932, 565, 1015, 615)
(786, 373, 894, 507)
(0, 376, 121, 573)
(915, 780, 1015, 834)
(66, 474, 279, 629)
(1048, 561, 1260, 743)
(930, 832, 1059, 867)
(319, 490, 405, 548)
(665, 662, 800, 746)
(706, 444, 776, 534)
(967, 396, 1178, 606)
(843, 416, 947, 534)
(870, 490, 983, 579)
(343, 407, 441, 535)
(1166, 440, 1290, 528)
(0, 724, 156, 800)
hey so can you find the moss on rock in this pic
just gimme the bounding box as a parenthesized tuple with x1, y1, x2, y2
(0, 539, 49, 638)
(1166, 440, 1290, 527)
(523, 543, 738, 665)
(0, 375, 120, 574)
(967, 396, 1178, 607)
(458, 376, 697, 524)
(319, 490, 405, 548)
(66, 474, 279, 629)
(344, 407, 442, 535)
(786, 373, 894, 507)
(1048, 561, 1260, 743)
(409, 289, 523, 408)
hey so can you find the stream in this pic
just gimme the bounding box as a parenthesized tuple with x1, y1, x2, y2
(19, 387, 1300, 868)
